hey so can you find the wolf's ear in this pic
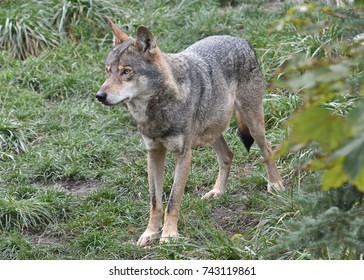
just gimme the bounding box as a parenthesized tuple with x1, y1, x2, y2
(107, 19, 129, 45)
(136, 26, 158, 57)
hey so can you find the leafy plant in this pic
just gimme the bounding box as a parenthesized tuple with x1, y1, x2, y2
(0, 195, 55, 231)
(274, 3, 364, 192)
(266, 2, 364, 260)
(50, 0, 125, 41)
(265, 183, 364, 259)
(0, 112, 37, 159)
(0, 0, 125, 59)
(0, 3, 59, 59)
(0, 231, 33, 260)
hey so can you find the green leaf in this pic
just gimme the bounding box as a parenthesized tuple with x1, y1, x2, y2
(274, 141, 290, 158)
(328, 122, 364, 191)
(333, 134, 364, 181)
(352, 169, 364, 192)
(287, 106, 346, 152)
(347, 101, 364, 135)
(287, 71, 316, 91)
(304, 156, 327, 170)
(321, 158, 347, 191)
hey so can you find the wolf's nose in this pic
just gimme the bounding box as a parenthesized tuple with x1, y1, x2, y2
(96, 92, 107, 102)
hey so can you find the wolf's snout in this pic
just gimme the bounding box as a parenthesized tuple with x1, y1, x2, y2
(96, 92, 107, 103)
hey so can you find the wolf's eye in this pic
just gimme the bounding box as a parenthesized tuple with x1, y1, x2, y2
(122, 69, 131, 75)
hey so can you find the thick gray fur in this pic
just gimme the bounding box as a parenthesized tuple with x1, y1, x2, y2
(96, 25, 284, 246)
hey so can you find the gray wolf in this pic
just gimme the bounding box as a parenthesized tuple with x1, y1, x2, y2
(96, 20, 284, 246)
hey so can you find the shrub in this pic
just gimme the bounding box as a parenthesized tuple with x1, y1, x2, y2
(0, 195, 55, 231)
(274, 3, 364, 192)
(0, 2, 59, 59)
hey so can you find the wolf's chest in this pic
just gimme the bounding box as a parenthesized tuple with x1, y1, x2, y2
(129, 108, 183, 141)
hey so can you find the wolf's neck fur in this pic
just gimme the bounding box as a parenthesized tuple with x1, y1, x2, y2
(158, 53, 188, 100)
(127, 52, 189, 124)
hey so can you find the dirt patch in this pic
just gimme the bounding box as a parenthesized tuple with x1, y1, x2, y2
(193, 162, 254, 195)
(232, 162, 256, 177)
(59, 180, 102, 196)
(29, 230, 71, 256)
(212, 204, 254, 236)
(30, 230, 62, 246)
(44, 180, 103, 196)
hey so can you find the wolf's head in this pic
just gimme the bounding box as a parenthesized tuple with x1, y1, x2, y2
(96, 20, 162, 106)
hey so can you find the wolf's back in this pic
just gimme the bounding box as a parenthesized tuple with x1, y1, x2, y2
(180, 35, 263, 152)
(181, 35, 260, 78)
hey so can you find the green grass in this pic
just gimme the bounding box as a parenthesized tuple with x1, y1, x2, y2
(0, 0, 362, 260)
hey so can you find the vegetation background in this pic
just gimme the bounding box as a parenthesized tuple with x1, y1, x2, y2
(0, 0, 363, 259)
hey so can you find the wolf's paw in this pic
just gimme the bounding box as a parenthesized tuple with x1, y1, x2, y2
(137, 230, 160, 247)
(160, 231, 179, 244)
(267, 181, 285, 193)
(201, 189, 224, 200)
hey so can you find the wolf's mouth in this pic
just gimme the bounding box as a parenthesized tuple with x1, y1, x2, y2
(115, 98, 130, 105)
(102, 99, 129, 106)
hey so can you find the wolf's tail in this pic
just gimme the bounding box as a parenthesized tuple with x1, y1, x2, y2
(235, 110, 254, 152)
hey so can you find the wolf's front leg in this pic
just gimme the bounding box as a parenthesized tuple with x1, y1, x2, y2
(160, 148, 192, 244)
(137, 146, 166, 247)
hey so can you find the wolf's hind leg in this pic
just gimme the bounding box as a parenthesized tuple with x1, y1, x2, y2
(202, 135, 233, 199)
(235, 67, 284, 192)
(235, 106, 284, 192)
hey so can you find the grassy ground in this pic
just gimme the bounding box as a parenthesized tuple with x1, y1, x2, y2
(0, 0, 358, 260)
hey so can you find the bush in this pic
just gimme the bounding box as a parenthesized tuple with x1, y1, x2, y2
(274, 3, 364, 192)
(266, 184, 364, 259)
(0, 195, 55, 231)
(0, 0, 124, 59)
(267, 2, 364, 260)
(0, 2, 59, 59)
